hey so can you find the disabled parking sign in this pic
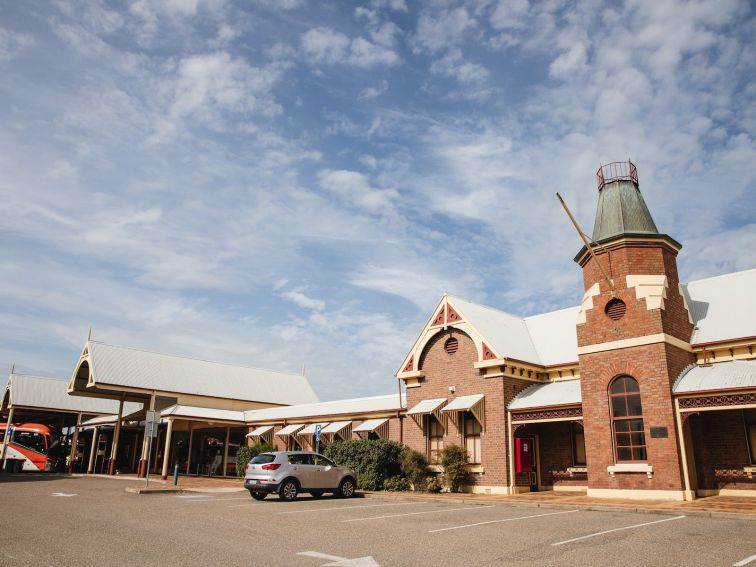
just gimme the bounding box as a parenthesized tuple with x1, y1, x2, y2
(315, 424, 321, 443)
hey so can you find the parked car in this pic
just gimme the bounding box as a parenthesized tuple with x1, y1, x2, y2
(244, 451, 357, 501)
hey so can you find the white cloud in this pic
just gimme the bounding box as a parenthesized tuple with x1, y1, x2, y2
(0, 29, 34, 62)
(318, 169, 399, 214)
(429, 49, 491, 98)
(301, 27, 399, 67)
(413, 7, 476, 53)
(358, 80, 389, 100)
(281, 290, 326, 311)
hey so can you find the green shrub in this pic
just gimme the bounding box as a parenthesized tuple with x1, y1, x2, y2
(235, 441, 274, 477)
(383, 476, 411, 492)
(323, 439, 403, 491)
(400, 447, 430, 490)
(440, 444, 469, 493)
(422, 476, 442, 493)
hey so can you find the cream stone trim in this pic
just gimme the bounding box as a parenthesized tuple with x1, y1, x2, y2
(465, 485, 509, 495)
(626, 274, 668, 310)
(587, 488, 686, 501)
(553, 485, 587, 492)
(608, 463, 653, 478)
(578, 333, 692, 355)
(473, 358, 506, 369)
(466, 464, 485, 473)
(744, 466, 756, 479)
(697, 488, 756, 498)
(576, 282, 601, 325)
(567, 466, 587, 475)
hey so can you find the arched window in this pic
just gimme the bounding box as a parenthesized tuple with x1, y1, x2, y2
(609, 376, 647, 462)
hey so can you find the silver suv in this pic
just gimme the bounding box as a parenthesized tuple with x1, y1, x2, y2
(244, 451, 357, 501)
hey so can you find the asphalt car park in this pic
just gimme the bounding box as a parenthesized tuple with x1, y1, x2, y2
(1, 475, 754, 567)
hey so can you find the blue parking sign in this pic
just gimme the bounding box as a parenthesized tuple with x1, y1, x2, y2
(315, 424, 321, 443)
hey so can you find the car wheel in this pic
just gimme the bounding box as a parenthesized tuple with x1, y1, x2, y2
(310, 491, 323, 500)
(279, 479, 299, 501)
(250, 491, 267, 501)
(338, 478, 356, 498)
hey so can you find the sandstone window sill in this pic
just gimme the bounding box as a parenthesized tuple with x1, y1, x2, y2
(567, 466, 587, 476)
(467, 464, 484, 474)
(608, 463, 653, 478)
(745, 466, 756, 479)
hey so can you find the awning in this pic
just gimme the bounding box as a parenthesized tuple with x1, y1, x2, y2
(80, 414, 119, 429)
(508, 379, 582, 411)
(406, 398, 447, 430)
(441, 394, 485, 428)
(674, 360, 756, 394)
(276, 423, 304, 437)
(299, 422, 329, 436)
(353, 418, 389, 439)
(321, 421, 352, 440)
(246, 425, 274, 441)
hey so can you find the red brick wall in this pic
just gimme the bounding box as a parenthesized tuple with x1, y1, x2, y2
(689, 410, 755, 490)
(519, 421, 587, 487)
(578, 240, 696, 493)
(406, 328, 531, 488)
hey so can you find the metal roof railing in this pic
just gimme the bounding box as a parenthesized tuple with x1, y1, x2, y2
(596, 160, 638, 191)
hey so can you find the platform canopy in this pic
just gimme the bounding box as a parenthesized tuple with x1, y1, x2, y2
(160, 405, 246, 424)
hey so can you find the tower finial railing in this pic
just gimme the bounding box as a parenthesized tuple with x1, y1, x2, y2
(596, 160, 637, 191)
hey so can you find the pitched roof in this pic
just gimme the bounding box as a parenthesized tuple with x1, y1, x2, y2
(5, 373, 141, 415)
(673, 360, 756, 394)
(160, 405, 245, 423)
(243, 394, 404, 423)
(683, 268, 756, 345)
(84, 341, 318, 406)
(508, 379, 582, 410)
(447, 296, 579, 366)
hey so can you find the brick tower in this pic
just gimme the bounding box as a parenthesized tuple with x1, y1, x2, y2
(575, 161, 696, 500)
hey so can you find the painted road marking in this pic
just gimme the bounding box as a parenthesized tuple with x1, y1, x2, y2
(297, 550, 380, 566)
(733, 554, 756, 567)
(179, 496, 249, 502)
(278, 502, 423, 514)
(551, 515, 686, 546)
(429, 509, 580, 533)
(51, 492, 76, 497)
(342, 505, 495, 523)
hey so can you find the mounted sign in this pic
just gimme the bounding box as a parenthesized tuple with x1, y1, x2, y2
(146, 410, 160, 424)
(146, 422, 159, 438)
(650, 427, 668, 439)
(315, 425, 322, 443)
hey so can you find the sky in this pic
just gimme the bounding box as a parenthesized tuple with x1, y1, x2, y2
(1, 0, 754, 401)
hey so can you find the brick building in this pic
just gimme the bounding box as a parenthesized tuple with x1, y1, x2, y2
(395, 161, 755, 500)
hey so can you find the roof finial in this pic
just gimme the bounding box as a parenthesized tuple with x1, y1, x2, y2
(10, 362, 15, 375)
(301, 364, 306, 376)
(87, 326, 92, 341)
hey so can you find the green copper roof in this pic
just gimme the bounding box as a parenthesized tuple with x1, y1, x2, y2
(591, 179, 659, 241)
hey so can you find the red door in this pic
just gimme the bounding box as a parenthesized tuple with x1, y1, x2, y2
(515, 436, 538, 491)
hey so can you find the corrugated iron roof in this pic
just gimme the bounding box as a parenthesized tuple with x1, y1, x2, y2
(243, 394, 403, 423)
(684, 268, 756, 345)
(276, 423, 304, 436)
(86, 341, 318, 406)
(673, 360, 756, 394)
(406, 398, 447, 415)
(508, 379, 582, 410)
(6, 373, 141, 415)
(160, 404, 245, 423)
(353, 418, 388, 432)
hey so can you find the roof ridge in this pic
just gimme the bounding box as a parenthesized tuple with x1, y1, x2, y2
(684, 267, 756, 286)
(446, 294, 525, 320)
(246, 393, 399, 410)
(88, 341, 306, 379)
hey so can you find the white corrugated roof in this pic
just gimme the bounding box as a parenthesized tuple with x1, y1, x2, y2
(322, 421, 351, 434)
(508, 379, 582, 410)
(160, 404, 245, 422)
(86, 341, 318, 406)
(524, 307, 581, 365)
(406, 398, 447, 415)
(243, 394, 403, 422)
(673, 361, 756, 394)
(440, 394, 484, 412)
(247, 425, 274, 437)
(276, 423, 304, 436)
(353, 418, 388, 432)
(300, 422, 328, 435)
(6, 373, 142, 415)
(80, 414, 119, 427)
(684, 269, 756, 345)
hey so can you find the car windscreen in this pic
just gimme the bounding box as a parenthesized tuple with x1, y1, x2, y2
(250, 453, 276, 464)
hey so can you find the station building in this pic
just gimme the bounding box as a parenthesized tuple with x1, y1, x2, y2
(2, 161, 754, 502)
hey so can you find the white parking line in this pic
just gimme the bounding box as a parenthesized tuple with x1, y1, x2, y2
(181, 497, 250, 503)
(278, 502, 423, 514)
(733, 554, 756, 567)
(429, 509, 580, 533)
(342, 505, 495, 522)
(551, 515, 686, 546)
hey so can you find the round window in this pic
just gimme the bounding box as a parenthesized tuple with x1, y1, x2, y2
(444, 337, 459, 355)
(605, 298, 626, 320)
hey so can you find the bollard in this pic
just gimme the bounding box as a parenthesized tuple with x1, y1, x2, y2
(173, 463, 179, 486)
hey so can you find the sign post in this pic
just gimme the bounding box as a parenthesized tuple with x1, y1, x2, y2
(145, 410, 159, 489)
(315, 425, 322, 454)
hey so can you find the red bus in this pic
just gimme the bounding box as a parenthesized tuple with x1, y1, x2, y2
(0, 423, 65, 472)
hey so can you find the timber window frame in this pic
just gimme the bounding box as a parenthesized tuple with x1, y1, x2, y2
(745, 409, 756, 465)
(426, 415, 445, 465)
(608, 375, 647, 463)
(463, 411, 482, 464)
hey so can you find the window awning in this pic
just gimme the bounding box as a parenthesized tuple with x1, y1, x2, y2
(246, 425, 274, 439)
(321, 421, 352, 439)
(441, 394, 485, 428)
(406, 398, 447, 430)
(353, 418, 389, 439)
(298, 422, 329, 436)
(276, 423, 304, 437)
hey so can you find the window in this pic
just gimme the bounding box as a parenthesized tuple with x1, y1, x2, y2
(746, 409, 756, 464)
(572, 422, 586, 466)
(251, 453, 276, 464)
(609, 376, 646, 462)
(463, 412, 482, 464)
(12, 431, 47, 454)
(313, 455, 334, 467)
(427, 416, 444, 465)
(288, 454, 313, 465)
(0, 429, 5, 443)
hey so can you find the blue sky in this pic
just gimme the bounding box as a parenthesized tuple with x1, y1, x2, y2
(1, 0, 754, 401)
